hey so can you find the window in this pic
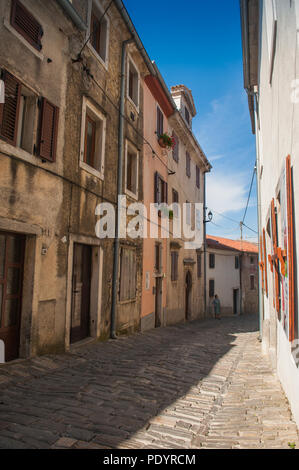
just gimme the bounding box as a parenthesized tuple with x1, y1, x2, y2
(119, 247, 136, 302)
(209, 279, 215, 298)
(0, 70, 58, 161)
(250, 275, 255, 290)
(172, 132, 179, 162)
(89, 0, 109, 64)
(197, 252, 202, 279)
(196, 165, 200, 189)
(186, 201, 191, 226)
(250, 256, 254, 265)
(235, 256, 239, 270)
(80, 97, 106, 176)
(154, 172, 167, 205)
(171, 251, 179, 281)
(127, 57, 139, 108)
(185, 106, 190, 125)
(186, 152, 191, 178)
(172, 189, 179, 217)
(125, 142, 139, 198)
(11, 0, 43, 51)
(209, 253, 215, 269)
(157, 106, 163, 137)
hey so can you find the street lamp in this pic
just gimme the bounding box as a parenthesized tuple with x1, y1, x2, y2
(204, 209, 213, 224)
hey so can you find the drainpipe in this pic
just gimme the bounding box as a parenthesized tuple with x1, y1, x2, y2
(203, 171, 207, 316)
(56, 0, 87, 31)
(253, 90, 264, 340)
(110, 37, 133, 339)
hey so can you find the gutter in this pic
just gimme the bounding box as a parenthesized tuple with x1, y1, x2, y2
(56, 0, 87, 31)
(110, 37, 134, 339)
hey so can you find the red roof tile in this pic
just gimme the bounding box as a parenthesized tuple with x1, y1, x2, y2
(207, 235, 258, 254)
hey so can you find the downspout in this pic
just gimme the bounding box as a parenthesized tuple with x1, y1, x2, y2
(110, 37, 133, 339)
(254, 91, 264, 340)
(203, 171, 207, 316)
(56, 0, 87, 31)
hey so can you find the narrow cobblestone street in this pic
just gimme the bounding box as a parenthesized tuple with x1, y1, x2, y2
(0, 314, 298, 449)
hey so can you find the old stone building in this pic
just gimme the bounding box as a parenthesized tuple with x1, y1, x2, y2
(0, 0, 156, 361)
(166, 85, 211, 326)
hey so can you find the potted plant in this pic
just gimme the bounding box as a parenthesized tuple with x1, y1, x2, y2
(158, 133, 175, 150)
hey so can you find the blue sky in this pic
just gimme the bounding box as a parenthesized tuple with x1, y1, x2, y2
(124, 0, 258, 242)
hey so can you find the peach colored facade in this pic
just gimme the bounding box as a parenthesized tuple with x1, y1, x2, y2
(141, 80, 174, 331)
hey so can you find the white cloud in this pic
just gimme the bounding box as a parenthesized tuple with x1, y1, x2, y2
(206, 171, 248, 214)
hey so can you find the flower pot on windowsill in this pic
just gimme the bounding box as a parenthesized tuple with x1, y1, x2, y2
(158, 137, 167, 149)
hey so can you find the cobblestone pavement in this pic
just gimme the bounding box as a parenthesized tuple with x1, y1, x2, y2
(0, 314, 298, 449)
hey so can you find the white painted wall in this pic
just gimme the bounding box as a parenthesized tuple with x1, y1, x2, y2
(206, 248, 240, 316)
(256, 0, 299, 426)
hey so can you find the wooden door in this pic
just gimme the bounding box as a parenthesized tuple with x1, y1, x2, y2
(0, 232, 25, 361)
(155, 277, 162, 328)
(70, 244, 92, 344)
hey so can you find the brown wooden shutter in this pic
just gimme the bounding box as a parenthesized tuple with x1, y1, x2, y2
(157, 107, 163, 136)
(0, 70, 21, 146)
(154, 172, 159, 203)
(163, 181, 168, 204)
(172, 132, 179, 162)
(186, 152, 191, 177)
(38, 98, 59, 162)
(263, 228, 268, 297)
(196, 166, 200, 188)
(11, 0, 43, 51)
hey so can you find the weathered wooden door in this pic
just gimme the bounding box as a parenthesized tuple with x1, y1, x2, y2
(0, 232, 25, 361)
(70, 244, 92, 344)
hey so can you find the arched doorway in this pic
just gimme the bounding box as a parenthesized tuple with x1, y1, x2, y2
(185, 271, 192, 320)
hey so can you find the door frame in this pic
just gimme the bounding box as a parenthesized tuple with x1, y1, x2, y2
(0, 231, 25, 361)
(65, 234, 103, 351)
(185, 270, 192, 320)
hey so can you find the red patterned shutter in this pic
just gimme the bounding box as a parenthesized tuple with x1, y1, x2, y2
(38, 98, 59, 162)
(0, 70, 21, 146)
(11, 0, 43, 51)
(286, 155, 295, 342)
(271, 199, 280, 318)
(263, 228, 268, 297)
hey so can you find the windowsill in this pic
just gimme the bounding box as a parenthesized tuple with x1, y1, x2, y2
(118, 299, 137, 305)
(87, 42, 108, 71)
(4, 19, 44, 61)
(127, 95, 140, 114)
(80, 160, 104, 180)
(0, 140, 42, 166)
(125, 188, 138, 201)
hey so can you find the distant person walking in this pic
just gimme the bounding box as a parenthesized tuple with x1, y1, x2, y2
(212, 295, 221, 320)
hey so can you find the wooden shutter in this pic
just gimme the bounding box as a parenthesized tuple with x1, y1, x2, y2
(186, 152, 191, 177)
(172, 132, 179, 162)
(38, 98, 59, 162)
(154, 172, 159, 203)
(196, 166, 200, 188)
(263, 228, 268, 297)
(0, 70, 21, 146)
(11, 0, 43, 51)
(163, 181, 168, 204)
(286, 155, 295, 341)
(157, 107, 163, 136)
